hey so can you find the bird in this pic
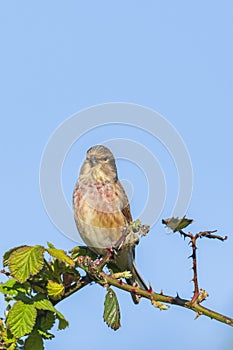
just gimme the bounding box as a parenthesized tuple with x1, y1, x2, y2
(73, 145, 147, 303)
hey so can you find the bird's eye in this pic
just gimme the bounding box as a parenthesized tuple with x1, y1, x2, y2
(102, 157, 109, 162)
(87, 155, 97, 164)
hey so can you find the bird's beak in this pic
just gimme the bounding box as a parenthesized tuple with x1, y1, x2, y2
(89, 156, 98, 167)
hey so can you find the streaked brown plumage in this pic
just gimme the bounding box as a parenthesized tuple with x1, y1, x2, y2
(73, 145, 147, 303)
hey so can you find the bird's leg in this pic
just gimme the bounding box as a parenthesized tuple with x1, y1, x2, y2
(113, 224, 140, 254)
(104, 227, 130, 261)
(113, 226, 129, 252)
(106, 222, 143, 262)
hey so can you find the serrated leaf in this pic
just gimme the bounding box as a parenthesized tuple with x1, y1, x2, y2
(2, 327, 17, 346)
(3, 246, 26, 267)
(69, 246, 98, 260)
(162, 216, 194, 232)
(33, 297, 69, 330)
(47, 242, 55, 249)
(38, 329, 54, 339)
(33, 298, 56, 312)
(0, 278, 31, 296)
(6, 301, 37, 337)
(8, 344, 17, 350)
(53, 309, 69, 330)
(103, 288, 121, 331)
(46, 248, 74, 267)
(32, 285, 47, 294)
(0, 279, 18, 296)
(24, 331, 44, 350)
(40, 311, 56, 331)
(54, 308, 69, 330)
(47, 280, 64, 300)
(8, 246, 45, 283)
(57, 315, 69, 330)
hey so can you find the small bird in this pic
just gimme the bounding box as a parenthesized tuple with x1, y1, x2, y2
(73, 145, 147, 303)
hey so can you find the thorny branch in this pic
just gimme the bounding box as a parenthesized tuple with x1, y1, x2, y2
(65, 217, 232, 327)
(71, 253, 233, 327)
(1, 217, 231, 334)
(177, 227, 228, 303)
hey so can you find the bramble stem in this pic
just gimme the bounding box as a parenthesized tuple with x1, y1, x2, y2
(178, 228, 227, 303)
(98, 272, 233, 327)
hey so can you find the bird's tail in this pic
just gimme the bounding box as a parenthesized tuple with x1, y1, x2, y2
(126, 262, 148, 304)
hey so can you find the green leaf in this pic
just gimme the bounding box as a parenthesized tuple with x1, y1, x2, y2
(40, 311, 56, 331)
(3, 246, 26, 267)
(46, 248, 74, 267)
(53, 307, 69, 330)
(8, 344, 17, 350)
(8, 246, 45, 283)
(6, 301, 37, 337)
(33, 298, 56, 312)
(47, 280, 64, 300)
(0, 279, 18, 296)
(24, 331, 44, 350)
(0, 278, 31, 296)
(57, 314, 69, 330)
(70, 246, 98, 260)
(33, 297, 69, 330)
(32, 284, 47, 294)
(38, 329, 54, 339)
(1, 326, 17, 347)
(47, 242, 55, 249)
(162, 216, 194, 232)
(103, 288, 121, 331)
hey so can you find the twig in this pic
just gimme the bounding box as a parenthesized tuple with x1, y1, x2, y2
(196, 230, 227, 241)
(98, 272, 233, 327)
(71, 251, 233, 327)
(189, 235, 199, 302)
(0, 270, 10, 277)
(178, 229, 227, 303)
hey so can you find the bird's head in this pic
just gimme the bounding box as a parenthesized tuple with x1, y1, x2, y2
(79, 145, 118, 183)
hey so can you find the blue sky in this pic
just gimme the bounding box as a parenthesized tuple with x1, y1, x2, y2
(1, 1, 233, 349)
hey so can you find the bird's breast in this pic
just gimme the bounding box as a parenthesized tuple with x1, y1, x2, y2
(73, 182, 127, 229)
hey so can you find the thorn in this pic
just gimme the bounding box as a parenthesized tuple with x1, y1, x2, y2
(131, 288, 137, 294)
(119, 279, 123, 285)
(194, 312, 202, 320)
(148, 285, 153, 293)
(160, 289, 164, 295)
(188, 254, 195, 259)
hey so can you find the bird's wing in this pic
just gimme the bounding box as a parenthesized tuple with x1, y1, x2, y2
(118, 181, 132, 223)
(122, 203, 132, 223)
